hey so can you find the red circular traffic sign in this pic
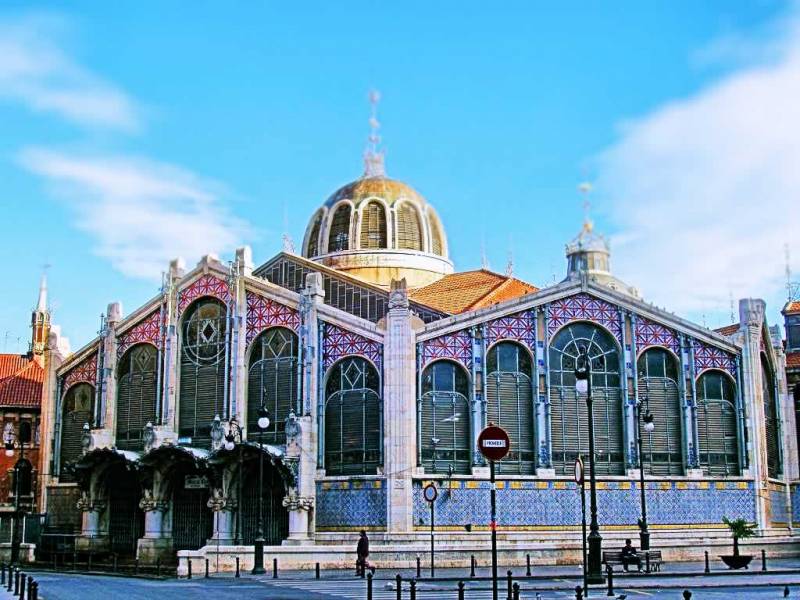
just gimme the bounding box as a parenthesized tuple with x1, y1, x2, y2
(574, 456, 584, 485)
(477, 424, 510, 461)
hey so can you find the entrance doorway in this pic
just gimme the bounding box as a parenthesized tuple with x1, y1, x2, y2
(106, 465, 144, 557)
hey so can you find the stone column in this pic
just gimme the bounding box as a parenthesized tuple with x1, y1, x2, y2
(207, 488, 236, 545)
(136, 490, 173, 562)
(739, 298, 768, 530)
(383, 279, 416, 534)
(161, 258, 184, 432)
(75, 492, 109, 553)
(231, 247, 251, 426)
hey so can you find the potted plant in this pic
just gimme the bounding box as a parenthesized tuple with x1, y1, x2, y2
(719, 516, 756, 569)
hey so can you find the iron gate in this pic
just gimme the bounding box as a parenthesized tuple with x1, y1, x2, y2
(173, 486, 212, 551)
(239, 463, 288, 545)
(107, 468, 144, 556)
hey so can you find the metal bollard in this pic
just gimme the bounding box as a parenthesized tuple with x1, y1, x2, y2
(205, 558, 210, 579)
(87, 553, 92, 572)
(645, 551, 650, 573)
(575, 584, 584, 599)
(682, 591, 692, 599)
(395, 574, 402, 600)
(761, 549, 767, 572)
(458, 580, 465, 600)
(235, 557, 240, 578)
(512, 582, 520, 600)
(784, 585, 790, 597)
(410, 578, 417, 600)
(113, 553, 118, 572)
(135, 558, 139, 576)
(6, 567, 12, 591)
(187, 557, 192, 580)
(273, 557, 278, 579)
(20, 573, 26, 600)
(507, 570, 513, 600)
(526, 553, 531, 576)
(606, 565, 614, 597)
(470, 555, 476, 577)
(31, 581, 38, 600)
(14, 569, 20, 596)
(704, 550, 709, 574)
(27, 577, 33, 600)
(156, 558, 161, 577)
(315, 562, 320, 579)
(367, 572, 373, 600)
(416, 554, 421, 578)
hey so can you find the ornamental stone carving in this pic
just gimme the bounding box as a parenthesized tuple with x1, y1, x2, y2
(210, 415, 224, 451)
(76, 492, 106, 513)
(139, 489, 169, 512)
(389, 278, 409, 310)
(282, 494, 314, 512)
(142, 421, 155, 453)
(285, 410, 301, 442)
(207, 487, 235, 512)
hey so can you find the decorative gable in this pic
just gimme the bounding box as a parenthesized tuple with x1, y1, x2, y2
(117, 309, 162, 358)
(322, 324, 383, 371)
(177, 274, 230, 316)
(635, 315, 680, 355)
(62, 351, 98, 392)
(245, 291, 301, 346)
(547, 292, 622, 344)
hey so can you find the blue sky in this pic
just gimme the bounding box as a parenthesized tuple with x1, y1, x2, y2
(1, 1, 798, 352)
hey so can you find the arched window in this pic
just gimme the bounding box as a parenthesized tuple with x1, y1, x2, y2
(696, 370, 739, 476)
(429, 210, 444, 255)
(548, 322, 623, 475)
(762, 355, 781, 478)
(59, 383, 94, 481)
(396, 203, 422, 250)
(324, 357, 381, 475)
(248, 328, 299, 443)
(487, 342, 534, 474)
(117, 344, 158, 451)
(637, 348, 683, 475)
(179, 299, 228, 448)
(328, 204, 352, 252)
(360, 201, 387, 249)
(419, 361, 471, 474)
(307, 211, 323, 257)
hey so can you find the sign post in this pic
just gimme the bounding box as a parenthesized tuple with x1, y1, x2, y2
(423, 483, 438, 577)
(478, 424, 510, 600)
(575, 456, 588, 597)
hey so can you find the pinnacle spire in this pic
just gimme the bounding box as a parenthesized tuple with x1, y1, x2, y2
(363, 89, 386, 178)
(37, 265, 50, 313)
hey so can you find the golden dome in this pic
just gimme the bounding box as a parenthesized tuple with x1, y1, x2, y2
(323, 176, 426, 209)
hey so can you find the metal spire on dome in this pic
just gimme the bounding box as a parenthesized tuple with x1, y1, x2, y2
(578, 181, 593, 233)
(363, 89, 386, 178)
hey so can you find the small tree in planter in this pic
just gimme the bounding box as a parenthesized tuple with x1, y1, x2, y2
(720, 516, 757, 569)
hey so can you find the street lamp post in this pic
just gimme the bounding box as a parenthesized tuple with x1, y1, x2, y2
(5, 422, 30, 565)
(252, 405, 271, 575)
(575, 345, 603, 584)
(635, 398, 655, 552)
(225, 418, 243, 545)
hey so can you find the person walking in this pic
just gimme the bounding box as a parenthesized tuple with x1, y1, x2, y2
(355, 530, 376, 576)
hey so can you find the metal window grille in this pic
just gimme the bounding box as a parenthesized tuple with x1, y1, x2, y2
(238, 463, 289, 545)
(697, 371, 740, 476)
(307, 212, 323, 257)
(486, 342, 535, 474)
(59, 383, 94, 482)
(762, 356, 781, 478)
(637, 348, 683, 475)
(328, 204, 352, 252)
(179, 299, 228, 447)
(106, 465, 144, 557)
(548, 322, 624, 475)
(116, 344, 158, 451)
(247, 327, 299, 443)
(419, 361, 471, 474)
(324, 358, 382, 475)
(360, 201, 387, 249)
(429, 211, 444, 255)
(396, 202, 422, 250)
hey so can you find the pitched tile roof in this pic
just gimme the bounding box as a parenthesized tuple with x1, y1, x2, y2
(785, 301, 800, 315)
(787, 351, 800, 369)
(714, 324, 740, 337)
(410, 269, 538, 314)
(0, 354, 44, 409)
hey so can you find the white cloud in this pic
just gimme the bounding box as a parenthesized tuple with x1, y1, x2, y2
(0, 14, 139, 130)
(597, 9, 800, 323)
(20, 147, 250, 280)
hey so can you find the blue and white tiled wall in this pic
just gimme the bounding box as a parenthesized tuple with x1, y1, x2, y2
(316, 479, 387, 530)
(412, 480, 756, 529)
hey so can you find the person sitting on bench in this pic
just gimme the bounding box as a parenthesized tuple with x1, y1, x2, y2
(621, 539, 642, 572)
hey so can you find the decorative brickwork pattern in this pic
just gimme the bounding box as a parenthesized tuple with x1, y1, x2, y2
(62, 352, 98, 393)
(693, 339, 737, 377)
(177, 274, 230, 316)
(245, 291, 300, 346)
(322, 324, 383, 371)
(792, 485, 800, 525)
(547, 293, 622, 344)
(413, 479, 756, 527)
(421, 329, 473, 370)
(635, 315, 680, 355)
(117, 309, 161, 358)
(315, 480, 386, 529)
(486, 311, 536, 351)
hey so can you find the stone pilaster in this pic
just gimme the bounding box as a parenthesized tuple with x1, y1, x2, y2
(231, 247, 251, 425)
(739, 298, 768, 529)
(40, 327, 70, 496)
(137, 489, 173, 562)
(383, 278, 416, 534)
(161, 259, 184, 431)
(207, 487, 236, 545)
(75, 491, 109, 553)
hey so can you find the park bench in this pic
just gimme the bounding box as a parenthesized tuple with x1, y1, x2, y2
(602, 549, 663, 572)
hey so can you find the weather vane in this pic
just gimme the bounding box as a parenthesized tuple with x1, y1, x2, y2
(578, 182, 593, 232)
(363, 89, 385, 177)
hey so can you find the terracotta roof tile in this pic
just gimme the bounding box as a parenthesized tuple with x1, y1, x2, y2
(0, 354, 43, 408)
(410, 269, 537, 314)
(787, 352, 800, 369)
(784, 301, 800, 315)
(714, 324, 740, 337)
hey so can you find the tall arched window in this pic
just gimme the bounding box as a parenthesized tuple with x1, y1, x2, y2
(307, 211, 323, 257)
(487, 342, 534, 474)
(179, 299, 228, 448)
(117, 344, 158, 451)
(696, 370, 739, 476)
(762, 355, 781, 478)
(429, 210, 444, 255)
(328, 204, 352, 252)
(396, 203, 422, 250)
(795, 385, 800, 475)
(248, 328, 299, 443)
(59, 383, 94, 481)
(324, 357, 381, 475)
(549, 322, 623, 475)
(359, 201, 387, 249)
(637, 348, 683, 475)
(419, 361, 471, 474)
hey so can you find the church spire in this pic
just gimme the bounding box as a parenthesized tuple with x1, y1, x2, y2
(362, 89, 386, 178)
(31, 266, 51, 357)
